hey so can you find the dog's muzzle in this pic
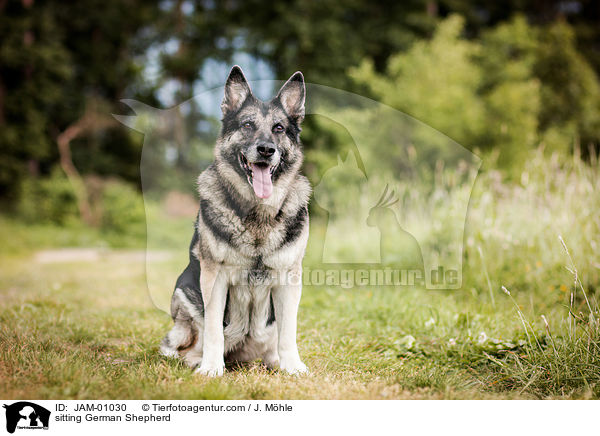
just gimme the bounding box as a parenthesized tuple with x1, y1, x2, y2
(239, 151, 279, 199)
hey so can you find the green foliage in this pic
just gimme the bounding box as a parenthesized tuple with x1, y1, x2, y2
(478, 16, 600, 160)
(99, 179, 146, 238)
(13, 172, 147, 246)
(17, 168, 79, 225)
(223, 0, 437, 88)
(0, 2, 72, 200)
(3, 0, 600, 219)
(350, 15, 485, 149)
(349, 14, 600, 171)
(477, 16, 541, 167)
(534, 21, 600, 151)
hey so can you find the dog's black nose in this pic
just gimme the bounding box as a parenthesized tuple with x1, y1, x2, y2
(257, 143, 276, 158)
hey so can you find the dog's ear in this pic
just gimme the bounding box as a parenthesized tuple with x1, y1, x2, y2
(277, 71, 305, 123)
(221, 65, 252, 115)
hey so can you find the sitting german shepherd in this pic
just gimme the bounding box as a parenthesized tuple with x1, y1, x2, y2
(160, 66, 310, 376)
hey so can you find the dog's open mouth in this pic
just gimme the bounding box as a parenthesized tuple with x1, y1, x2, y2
(240, 153, 276, 199)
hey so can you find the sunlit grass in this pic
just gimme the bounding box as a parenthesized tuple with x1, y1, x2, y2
(0, 148, 599, 399)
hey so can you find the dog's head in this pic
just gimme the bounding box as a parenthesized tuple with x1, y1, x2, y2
(215, 66, 305, 200)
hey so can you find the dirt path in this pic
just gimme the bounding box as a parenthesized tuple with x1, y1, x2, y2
(34, 248, 173, 264)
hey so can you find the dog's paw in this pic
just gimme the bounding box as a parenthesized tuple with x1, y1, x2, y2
(195, 361, 225, 377)
(262, 350, 280, 370)
(159, 345, 180, 359)
(263, 358, 280, 370)
(184, 351, 203, 368)
(279, 359, 308, 375)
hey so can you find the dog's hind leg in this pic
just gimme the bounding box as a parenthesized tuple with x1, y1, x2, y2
(160, 255, 204, 359)
(160, 322, 189, 358)
(160, 287, 202, 358)
(160, 311, 195, 358)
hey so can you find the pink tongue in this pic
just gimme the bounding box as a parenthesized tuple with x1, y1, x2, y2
(251, 164, 273, 199)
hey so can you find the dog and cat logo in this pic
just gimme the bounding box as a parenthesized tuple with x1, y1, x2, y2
(2, 402, 50, 433)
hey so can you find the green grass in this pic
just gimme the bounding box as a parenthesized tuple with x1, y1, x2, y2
(0, 245, 597, 399)
(1, 148, 599, 399)
(0, 254, 503, 399)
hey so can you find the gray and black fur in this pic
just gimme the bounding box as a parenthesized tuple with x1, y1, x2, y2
(160, 66, 311, 374)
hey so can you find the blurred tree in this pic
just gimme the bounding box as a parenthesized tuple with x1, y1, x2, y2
(477, 15, 541, 166)
(147, 0, 236, 184)
(219, 0, 438, 89)
(349, 15, 485, 149)
(0, 0, 71, 201)
(349, 14, 599, 170)
(1, 0, 600, 218)
(479, 15, 600, 157)
(535, 21, 600, 153)
(437, 0, 600, 75)
(0, 0, 158, 205)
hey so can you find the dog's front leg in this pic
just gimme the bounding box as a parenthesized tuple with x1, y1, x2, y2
(196, 263, 227, 377)
(272, 266, 308, 375)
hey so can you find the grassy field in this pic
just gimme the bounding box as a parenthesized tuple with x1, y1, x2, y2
(1, 149, 599, 399)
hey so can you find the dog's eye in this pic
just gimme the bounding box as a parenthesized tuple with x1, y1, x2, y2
(272, 124, 284, 133)
(242, 122, 254, 130)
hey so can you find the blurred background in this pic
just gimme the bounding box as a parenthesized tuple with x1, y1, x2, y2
(0, 0, 599, 272)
